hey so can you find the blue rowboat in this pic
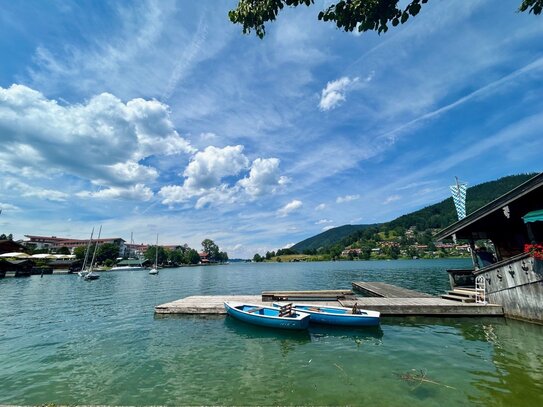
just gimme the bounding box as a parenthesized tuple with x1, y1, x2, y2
(273, 302, 380, 327)
(224, 302, 310, 330)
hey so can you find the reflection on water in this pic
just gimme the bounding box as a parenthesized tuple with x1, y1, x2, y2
(224, 315, 312, 341)
(0, 260, 542, 405)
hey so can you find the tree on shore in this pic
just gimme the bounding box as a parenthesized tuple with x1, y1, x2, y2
(145, 245, 168, 265)
(73, 246, 87, 260)
(253, 253, 264, 262)
(97, 243, 120, 264)
(184, 248, 201, 265)
(56, 246, 70, 255)
(229, 0, 542, 39)
(202, 239, 220, 260)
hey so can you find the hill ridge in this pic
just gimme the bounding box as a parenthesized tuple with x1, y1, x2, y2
(291, 173, 537, 253)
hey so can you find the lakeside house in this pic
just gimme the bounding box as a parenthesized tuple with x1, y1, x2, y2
(24, 235, 126, 257)
(435, 172, 543, 323)
(199, 252, 210, 264)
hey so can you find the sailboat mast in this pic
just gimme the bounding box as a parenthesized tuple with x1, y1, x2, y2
(89, 225, 102, 272)
(155, 234, 159, 267)
(81, 227, 95, 271)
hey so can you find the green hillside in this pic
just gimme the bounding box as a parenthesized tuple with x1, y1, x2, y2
(291, 224, 376, 253)
(387, 173, 537, 231)
(292, 173, 537, 253)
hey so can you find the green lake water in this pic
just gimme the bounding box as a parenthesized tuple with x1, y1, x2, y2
(0, 259, 542, 406)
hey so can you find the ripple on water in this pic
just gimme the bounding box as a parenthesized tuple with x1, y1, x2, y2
(1, 261, 542, 405)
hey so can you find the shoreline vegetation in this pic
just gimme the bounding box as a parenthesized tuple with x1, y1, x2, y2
(253, 174, 536, 263)
(256, 253, 471, 263)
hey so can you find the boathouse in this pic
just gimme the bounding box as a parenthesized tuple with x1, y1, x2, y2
(48, 259, 82, 274)
(0, 259, 33, 278)
(435, 172, 543, 323)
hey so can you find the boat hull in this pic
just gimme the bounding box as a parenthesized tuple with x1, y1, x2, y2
(224, 302, 310, 330)
(274, 303, 380, 327)
(110, 266, 147, 272)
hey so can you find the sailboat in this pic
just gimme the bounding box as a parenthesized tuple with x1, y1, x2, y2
(78, 227, 94, 277)
(84, 225, 102, 280)
(149, 234, 159, 275)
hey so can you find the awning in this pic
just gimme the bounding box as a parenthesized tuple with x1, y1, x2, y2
(523, 209, 543, 223)
(0, 252, 29, 258)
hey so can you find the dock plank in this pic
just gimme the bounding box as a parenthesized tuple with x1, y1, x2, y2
(262, 289, 354, 302)
(352, 282, 433, 298)
(339, 297, 503, 316)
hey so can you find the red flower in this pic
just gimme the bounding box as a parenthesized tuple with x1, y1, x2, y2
(524, 243, 543, 260)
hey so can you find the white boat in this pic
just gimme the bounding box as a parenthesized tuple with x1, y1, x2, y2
(78, 227, 94, 278)
(109, 265, 146, 272)
(111, 233, 147, 271)
(149, 234, 159, 275)
(83, 225, 102, 281)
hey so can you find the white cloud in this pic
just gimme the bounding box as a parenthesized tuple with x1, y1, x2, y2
(158, 185, 191, 205)
(0, 202, 21, 212)
(319, 76, 359, 111)
(194, 185, 238, 209)
(277, 200, 303, 217)
(159, 146, 288, 208)
(199, 132, 218, 142)
(184, 145, 248, 190)
(336, 194, 360, 204)
(282, 242, 295, 249)
(238, 158, 289, 198)
(101, 161, 159, 185)
(77, 184, 153, 201)
(2, 179, 68, 202)
(315, 219, 332, 224)
(322, 225, 335, 232)
(383, 195, 401, 204)
(315, 203, 327, 211)
(0, 84, 193, 192)
(126, 98, 196, 159)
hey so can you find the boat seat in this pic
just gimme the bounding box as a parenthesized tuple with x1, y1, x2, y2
(278, 303, 294, 317)
(307, 307, 321, 312)
(247, 307, 263, 313)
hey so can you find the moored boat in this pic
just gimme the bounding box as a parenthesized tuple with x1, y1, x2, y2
(149, 234, 159, 275)
(224, 302, 310, 330)
(273, 302, 380, 326)
(83, 271, 100, 280)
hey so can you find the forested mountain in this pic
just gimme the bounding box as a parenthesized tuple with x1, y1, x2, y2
(292, 173, 537, 254)
(291, 224, 375, 253)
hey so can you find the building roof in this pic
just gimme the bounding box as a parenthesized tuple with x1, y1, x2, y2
(434, 172, 543, 241)
(0, 240, 27, 255)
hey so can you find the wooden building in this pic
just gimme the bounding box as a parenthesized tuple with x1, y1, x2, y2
(48, 259, 82, 274)
(435, 173, 543, 323)
(0, 259, 33, 278)
(0, 240, 27, 255)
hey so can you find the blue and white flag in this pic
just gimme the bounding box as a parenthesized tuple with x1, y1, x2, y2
(450, 178, 467, 220)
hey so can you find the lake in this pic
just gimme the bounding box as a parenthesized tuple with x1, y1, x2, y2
(0, 259, 542, 405)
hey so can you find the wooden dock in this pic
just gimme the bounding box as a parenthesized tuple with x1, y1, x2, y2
(155, 295, 503, 316)
(261, 289, 355, 301)
(352, 281, 433, 298)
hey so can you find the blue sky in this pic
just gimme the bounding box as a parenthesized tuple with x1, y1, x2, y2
(0, 0, 542, 258)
